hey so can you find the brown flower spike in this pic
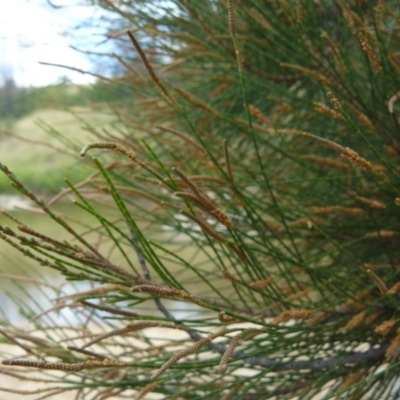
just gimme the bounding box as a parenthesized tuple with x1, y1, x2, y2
(173, 168, 233, 228)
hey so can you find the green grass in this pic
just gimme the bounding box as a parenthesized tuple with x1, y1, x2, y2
(0, 107, 118, 193)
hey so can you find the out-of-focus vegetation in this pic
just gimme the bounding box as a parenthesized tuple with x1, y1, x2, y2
(0, 77, 134, 122)
(0, 107, 116, 193)
(0, 77, 137, 193)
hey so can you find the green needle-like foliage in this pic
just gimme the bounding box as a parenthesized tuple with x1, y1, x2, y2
(1, 1, 400, 399)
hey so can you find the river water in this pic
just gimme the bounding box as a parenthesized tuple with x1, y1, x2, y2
(0, 195, 221, 324)
(0, 197, 69, 322)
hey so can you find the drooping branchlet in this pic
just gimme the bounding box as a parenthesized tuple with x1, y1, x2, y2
(173, 168, 233, 228)
(80, 141, 142, 166)
(301, 132, 374, 171)
(126, 30, 173, 102)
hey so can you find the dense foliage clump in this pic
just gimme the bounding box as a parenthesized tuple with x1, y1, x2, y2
(1, 1, 400, 399)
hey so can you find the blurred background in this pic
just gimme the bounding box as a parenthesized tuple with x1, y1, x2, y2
(0, 0, 114, 323)
(0, 0, 98, 87)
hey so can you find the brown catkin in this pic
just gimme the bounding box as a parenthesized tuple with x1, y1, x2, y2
(221, 383, 245, 400)
(337, 369, 368, 391)
(364, 230, 398, 239)
(363, 311, 382, 327)
(340, 310, 366, 331)
(222, 269, 241, 283)
(131, 285, 185, 297)
(272, 309, 312, 324)
(173, 168, 233, 228)
(227, 244, 247, 262)
(249, 104, 271, 125)
(355, 196, 386, 209)
(355, 111, 375, 131)
(219, 334, 241, 373)
(385, 328, 400, 361)
(338, 291, 371, 312)
(326, 91, 342, 111)
(173, 168, 207, 199)
(286, 288, 310, 303)
(313, 101, 342, 120)
(358, 32, 383, 72)
(340, 147, 373, 171)
(227, 0, 236, 37)
(306, 311, 326, 325)
(300, 132, 374, 171)
(218, 312, 239, 323)
(134, 382, 159, 400)
(209, 207, 234, 228)
(175, 191, 213, 211)
(367, 270, 388, 294)
(384, 145, 397, 155)
(82, 321, 185, 349)
(302, 155, 350, 172)
(181, 211, 226, 242)
(387, 282, 400, 295)
(80, 142, 142, 166)
(2, 359, 126, 371)
(250, 277, 274, 289)
(126, 31, 172, 101)
(375, 318, 396, 336)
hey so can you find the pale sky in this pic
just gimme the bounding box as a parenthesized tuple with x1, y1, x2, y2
(0, 0, 106, 87)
